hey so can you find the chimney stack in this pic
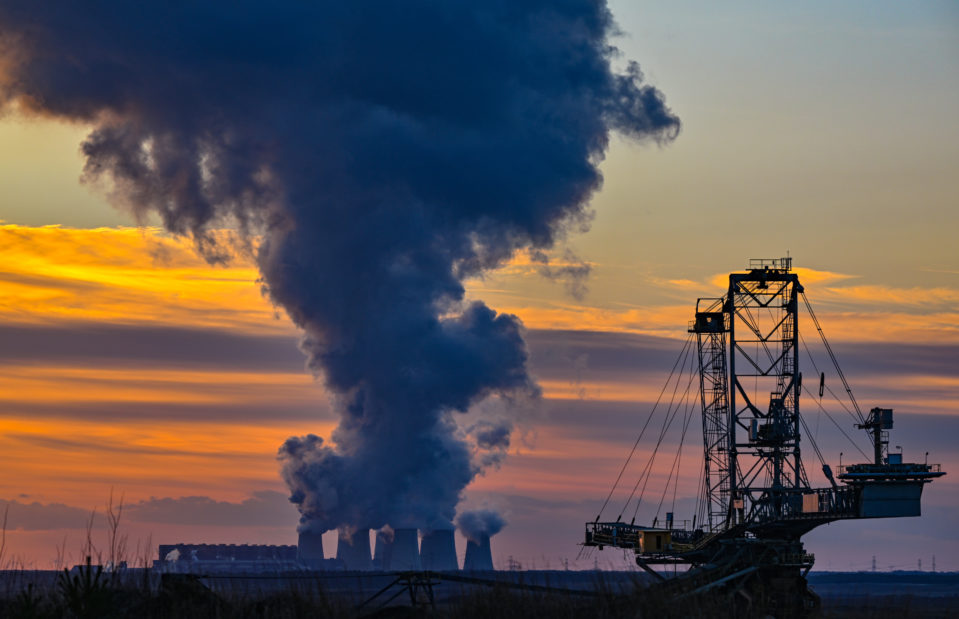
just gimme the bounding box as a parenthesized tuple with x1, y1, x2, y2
(419, 528, 458, 571)
(297, 529, 325, 568)
(389, 528, 421, 570)
(463, 534, 494, 571)
(335, 529, 372, 571)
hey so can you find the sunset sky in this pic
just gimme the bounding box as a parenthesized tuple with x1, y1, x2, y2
(1, 1, 957, 572)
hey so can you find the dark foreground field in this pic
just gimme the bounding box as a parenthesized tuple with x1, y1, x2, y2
(809, 572, 959, 618)
(1, 568, 956, 618)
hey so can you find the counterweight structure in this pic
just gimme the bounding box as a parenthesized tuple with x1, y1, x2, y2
(584, 258, 944, 613)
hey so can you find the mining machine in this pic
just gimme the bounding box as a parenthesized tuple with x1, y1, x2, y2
(583, 258, 945, 616)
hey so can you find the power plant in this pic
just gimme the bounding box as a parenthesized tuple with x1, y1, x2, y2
(387, 528, 423, 571)
(419, 529, 458, 571)
(158, 526, 495, 573)
(296, 530, 325, 567)
(462, 533, 495, 571)
(335, 529, 373, 571)
(372, 528, 393, 570)
(154, 544, 301, 572)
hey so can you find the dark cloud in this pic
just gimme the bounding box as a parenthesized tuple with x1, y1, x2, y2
(543, 399, 666, 443)
(1, 324, 954, 452)
(526, 329, 680, 383)
(0, 323, 953, 386)
(0, 323, 303, 372)
(0, 499, 96, 531)
(5, 433, 253, 459)
(822, 341, 959, 377)
(0, 0, 680, 534)
(126, 491, 296, 527)
(0, 491, 296, 530)
(0, 271, 107, 295)
(529, 331, 959, 383)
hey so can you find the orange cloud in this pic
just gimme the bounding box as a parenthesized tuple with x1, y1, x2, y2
(0, 415, 310, 507)
(7, 224, 956, 345)
(471, 300, 693, 339)
(707, 266, 857, 290)
(821, 284, 959, 307)
(0, 224, 286, 334)
(0, 362, 335, 507)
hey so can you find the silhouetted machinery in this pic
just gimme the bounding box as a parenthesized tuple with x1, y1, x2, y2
(583, 258, 944, 615)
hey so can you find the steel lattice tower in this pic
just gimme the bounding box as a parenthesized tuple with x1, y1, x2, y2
(690, 298, 731, 532)
(723, 257, 807, 529)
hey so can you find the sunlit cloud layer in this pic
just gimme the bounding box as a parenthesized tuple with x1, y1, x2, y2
(4, 224, 958, 343)
(0, 224, 280, 333)
(474, 265, 959, 344)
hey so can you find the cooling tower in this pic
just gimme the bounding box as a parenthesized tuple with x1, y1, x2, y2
(389, 528, 421, 570)
(373, 529, 394, 570)
(335, 529, 372, 571)
(297, 530, 325, 567)
(463, 534, 494, 571)
(419, 529, 458, 571)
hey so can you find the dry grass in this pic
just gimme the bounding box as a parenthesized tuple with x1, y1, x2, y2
(1, 569, 958, 618)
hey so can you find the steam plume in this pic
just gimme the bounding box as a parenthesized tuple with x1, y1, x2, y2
(456, 509, 507, 543)
(0, 1, 679, 533)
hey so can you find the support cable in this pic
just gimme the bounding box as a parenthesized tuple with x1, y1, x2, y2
(799, 330, 875, 452)
(802, 384, 870, 461)
(694, 425, 709, 531)
(657, 371, 698, 521)
(593, 334, 693, 522)
(801, 292, 865, 424)
(799, 332, 860, 425)
(620, 340, 695, 521)
(742, 303, 779, 368)
(672, 390, 699, 518)
(622, 366, 691, 522)
(797, 410, 826, 469)
(627, 349, 698, 522)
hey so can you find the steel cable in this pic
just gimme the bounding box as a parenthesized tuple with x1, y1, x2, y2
(593, 334, 693, 522)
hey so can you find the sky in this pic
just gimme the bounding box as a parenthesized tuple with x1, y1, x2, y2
(0, 1, 957, 572)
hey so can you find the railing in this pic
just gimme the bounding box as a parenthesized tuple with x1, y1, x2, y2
(584, 522, 640, 549)
(585, 520, 729, 557)
(778, 552, 815, 567)
(752, 487, 858, 523)
(838, 462, 941, 476)
(748, 257, 792, 271)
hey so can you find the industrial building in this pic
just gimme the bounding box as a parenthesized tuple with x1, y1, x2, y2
(153, 543, 304, 573)
(156, 527, 496, 572)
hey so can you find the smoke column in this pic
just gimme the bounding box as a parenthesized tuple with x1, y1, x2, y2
(0, 2, 679, 533)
